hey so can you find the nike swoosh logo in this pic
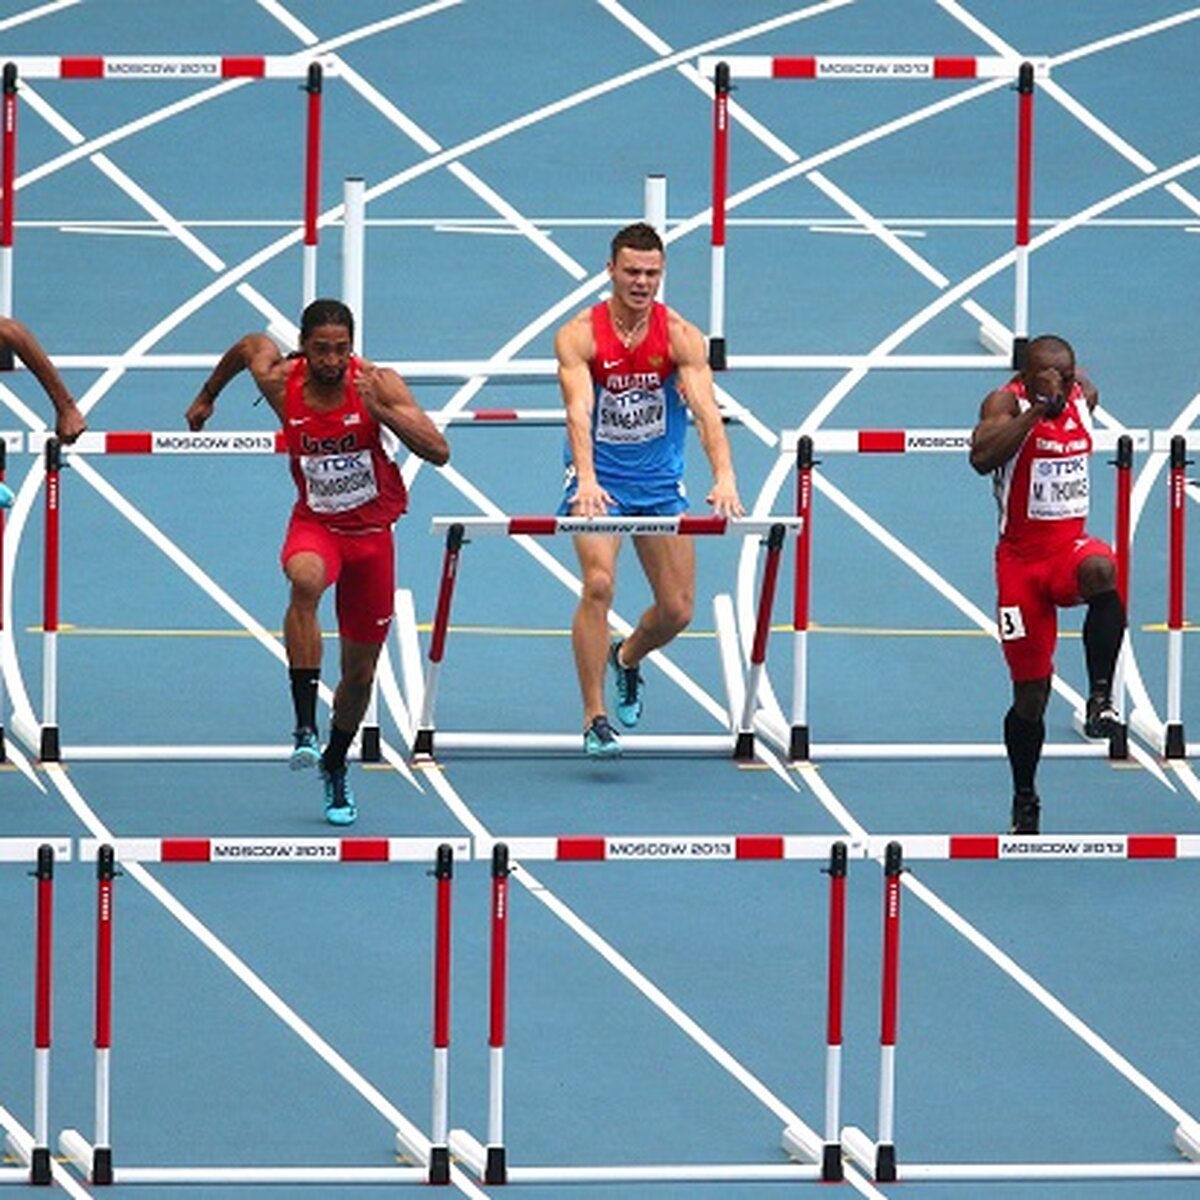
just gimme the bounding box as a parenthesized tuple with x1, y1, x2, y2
(603, 359, 623, 369)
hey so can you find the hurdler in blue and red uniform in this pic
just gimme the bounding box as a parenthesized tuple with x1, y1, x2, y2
(556, 222, 742, 757)
(970, 334, 1125, 835)
(186, 299, 449, 824)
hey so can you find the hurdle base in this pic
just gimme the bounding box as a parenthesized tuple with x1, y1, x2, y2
(733, 730, 755, 760)
(360, 724, 381, 763)
(39, 725, 60, 763)
(788, 724, 809, 762)
(1175, 1121, 1200, 1161)
(413, 731, 738, 758)
(30, 1145, 51, 1185)
(428, 1145, 450, 1185)
(447, 1129, 486, 1178)
(779, 1123, 820, 1165)
(875, 1141, 897, 1183)
(841, 1125, 878, 1178)
(485, 1145, 507, 1185)
(1165, 723, 1186, 759)
(822, 1142, 844, 1182)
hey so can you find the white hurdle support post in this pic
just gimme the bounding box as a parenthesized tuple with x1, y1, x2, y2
(302, 62, 323, 307)
(1011, 62, 1034, 369)
(427, 844, 454, 1184)
(1165, 434, 1189, 757)
(790, 435, 814, 760)
(874, 841, 903, 1183)
(39, 439, 61, 762)
(486, 843, 510, 1185)
(412, 522, 466, 758)
(0, 63, 15, 317)
(708, 62, 731, 370)
(30, 844, 55, 1186)
(822, 840, 848, 1181)
(644, 174, 667, 300)
(341, 173, 380, 761)
(736, 521, 786, 759)
(92, 845, 116, 1185)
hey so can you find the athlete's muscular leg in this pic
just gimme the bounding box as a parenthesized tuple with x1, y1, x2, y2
(1006, 675, 1050, 795)
(1077, 552, 1125, 697)
(331, 638, 384, 735)
(623, 534, 696, 663)
(572, 534, 621, 723)
(283, 551, 327, 669)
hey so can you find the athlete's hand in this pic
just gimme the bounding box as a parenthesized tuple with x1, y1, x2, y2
(185, 393, 213, 431)
(55, 401, 87, 445)
(1031, 367, 1065, 418)
(570, 478, 612, 518)
(707, 475, 744, 518)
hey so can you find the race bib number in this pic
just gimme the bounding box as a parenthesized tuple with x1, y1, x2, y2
(998, 605, 1026, 642)
(300, 450, 379, 513)
(595, 387, 667, 445)
(1027, 454, 1089, 521)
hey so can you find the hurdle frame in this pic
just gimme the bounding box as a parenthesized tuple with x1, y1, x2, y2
(407, 515, 801, 761)
(60, 837, 466, 1188)
(0, 55, 332, 314)
(778, 426, 1140, 764)
(697, 55, 1049, 371)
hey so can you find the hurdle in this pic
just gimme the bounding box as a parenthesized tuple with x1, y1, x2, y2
(25, 432, 390, 763)
(446, 838, 831, 1187)
(698, 55, 1050, 370)
(779, 427, 1141, 763)
(408, 515, 801, 760)
(0, 839, 71, 1187)
(61, 837, 467, 1187)
(0, 55, 333, 311)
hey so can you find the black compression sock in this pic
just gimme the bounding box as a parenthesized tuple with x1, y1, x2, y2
(1083, 589, 1126, 697)
(322, 724, 355, 773)
(1004, 707, 1044, 795)
(289, 668, 320, 732)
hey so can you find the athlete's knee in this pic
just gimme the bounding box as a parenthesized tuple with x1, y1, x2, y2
(580, 564, 616, 609)
(1012, 677, 1050, 721)
(657, 590, 694, 634)
(1077, 553, 1117, 599)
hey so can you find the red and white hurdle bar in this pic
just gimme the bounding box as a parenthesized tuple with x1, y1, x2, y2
(0, 56, 329, 314)
(782, 428, 1138, 763)
(411, 515, 801, 760)
(699, 56, 1048, 371)
(61, 839, 461, 1188)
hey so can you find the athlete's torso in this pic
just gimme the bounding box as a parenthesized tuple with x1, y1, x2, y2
(993, 379, 1092, 556)
(566, 302, 688, 489)
(283, 356, 407, 531)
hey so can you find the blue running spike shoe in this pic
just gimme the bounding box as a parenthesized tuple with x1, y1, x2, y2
(583, 714, 622, 759)
(290, 726, 321, 771)
(320, 762, 358, 825)
(609, 639, 644, 728)
(0, 482, 13, 510)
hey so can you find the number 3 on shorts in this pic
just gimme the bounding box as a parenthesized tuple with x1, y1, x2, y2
(998, 605, 1026, 641)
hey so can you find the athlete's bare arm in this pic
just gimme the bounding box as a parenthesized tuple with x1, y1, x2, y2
(556, 310, 611, 516)
(0, 317, 86, 443)
(669, 310, 742, 517)
(186, 333, 288, 430)
(354, 362, 450, 466)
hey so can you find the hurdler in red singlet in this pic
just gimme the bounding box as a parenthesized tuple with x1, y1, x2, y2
(991, 377, 1116, 683)
(281, 354, 408, 645)
(187, 299, 449, 825)
(971, 334, 1126, 836)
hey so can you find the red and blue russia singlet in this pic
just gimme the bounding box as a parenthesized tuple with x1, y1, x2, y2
(283, 356, 407, 533)
(565, 302, 688, 505)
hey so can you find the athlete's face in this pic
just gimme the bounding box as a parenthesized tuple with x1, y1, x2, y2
(302, 323, 353, 386)
(1024, 344, 1075, 403)
(608, 247, 663, 312)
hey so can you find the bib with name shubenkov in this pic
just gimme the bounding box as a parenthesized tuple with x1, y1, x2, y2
(595, 383, 667, 445)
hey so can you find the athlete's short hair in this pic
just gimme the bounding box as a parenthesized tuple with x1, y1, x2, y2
(610, 221, 664, 261)
(300, 298, 355, 343)
(1028, 333, 1074, 362)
